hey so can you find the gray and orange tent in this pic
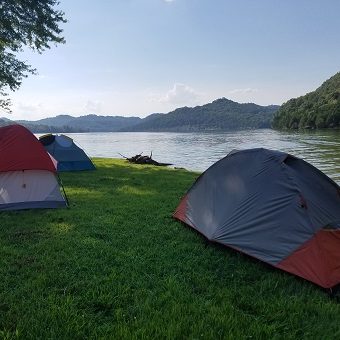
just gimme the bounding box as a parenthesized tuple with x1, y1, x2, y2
(174, 148, 340, 288)
(0, 124, 67, 211)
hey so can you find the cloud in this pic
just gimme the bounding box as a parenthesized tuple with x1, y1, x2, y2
(83, 100, 102, 114)
(229, 88, 259, 94)
(155, 83, 201, 106)
(164, 0, 175, 2)
(9, 101, 48, 120)
(13, 101, 45, 114)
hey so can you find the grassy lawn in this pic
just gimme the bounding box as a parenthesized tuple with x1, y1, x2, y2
(1, 158, 340, 339)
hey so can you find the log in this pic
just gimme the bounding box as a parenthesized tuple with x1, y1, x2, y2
(120, 152, 172, 166)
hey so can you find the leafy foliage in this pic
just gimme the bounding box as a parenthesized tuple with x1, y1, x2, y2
(0, 0, 66, 112)
(272, 72, 340, 129)
(124, 98, 279, 132)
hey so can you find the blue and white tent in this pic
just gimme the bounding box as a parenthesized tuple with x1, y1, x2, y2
(39, 134, 95, 172)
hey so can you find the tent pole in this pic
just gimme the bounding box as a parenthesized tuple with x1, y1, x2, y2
(57, 173, 69, 207)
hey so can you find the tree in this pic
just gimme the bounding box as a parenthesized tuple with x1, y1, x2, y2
(0, 0, 66, 112)
(272, 72, 340, 130)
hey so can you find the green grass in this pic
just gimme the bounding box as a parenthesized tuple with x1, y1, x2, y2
(0, 158, 340, 339)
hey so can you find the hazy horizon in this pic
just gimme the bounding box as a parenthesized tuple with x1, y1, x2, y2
(3, 97, 282, 121)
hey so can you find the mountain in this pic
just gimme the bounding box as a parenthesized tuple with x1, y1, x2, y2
(19, 114, 75, 127)
(0, 98, 280, 133)
(17, 114, 142, 132)
(0, 117, 63, 133)
(122, 98, 279, 132)
(272, 72, 340, 129)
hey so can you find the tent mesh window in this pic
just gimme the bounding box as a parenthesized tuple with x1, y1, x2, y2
(40, 134, 55, 146)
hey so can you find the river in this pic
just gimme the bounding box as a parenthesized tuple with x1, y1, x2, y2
(37, 129, 340, 184)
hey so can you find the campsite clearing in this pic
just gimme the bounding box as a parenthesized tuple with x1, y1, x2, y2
(0, 158, 340, 339)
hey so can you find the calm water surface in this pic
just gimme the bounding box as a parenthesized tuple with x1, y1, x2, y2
(38, 129, 340, 184)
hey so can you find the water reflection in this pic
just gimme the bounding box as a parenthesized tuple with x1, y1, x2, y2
(36, 129, 340, 183)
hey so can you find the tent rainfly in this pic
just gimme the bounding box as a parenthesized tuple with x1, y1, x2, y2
(0, 124, 67, 211)
(39, 134, 95, 172)
(174, 148, 340, 288)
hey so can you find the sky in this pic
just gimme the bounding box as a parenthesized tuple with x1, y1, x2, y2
(6, 0, 340, 120)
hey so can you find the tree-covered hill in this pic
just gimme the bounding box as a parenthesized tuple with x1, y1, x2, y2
(1, 98, 279, 133)
(0, 118, 73, 133)
(21, 114, 75, 127)
(123, 98, 279, 132)
(0, 114, 143, 132)
(272, 72, 340, 129)
(17, 114, 142, 132)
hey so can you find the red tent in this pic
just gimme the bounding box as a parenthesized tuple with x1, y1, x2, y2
(0, 125, 67, 210)
(0, 124, 56, 172)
